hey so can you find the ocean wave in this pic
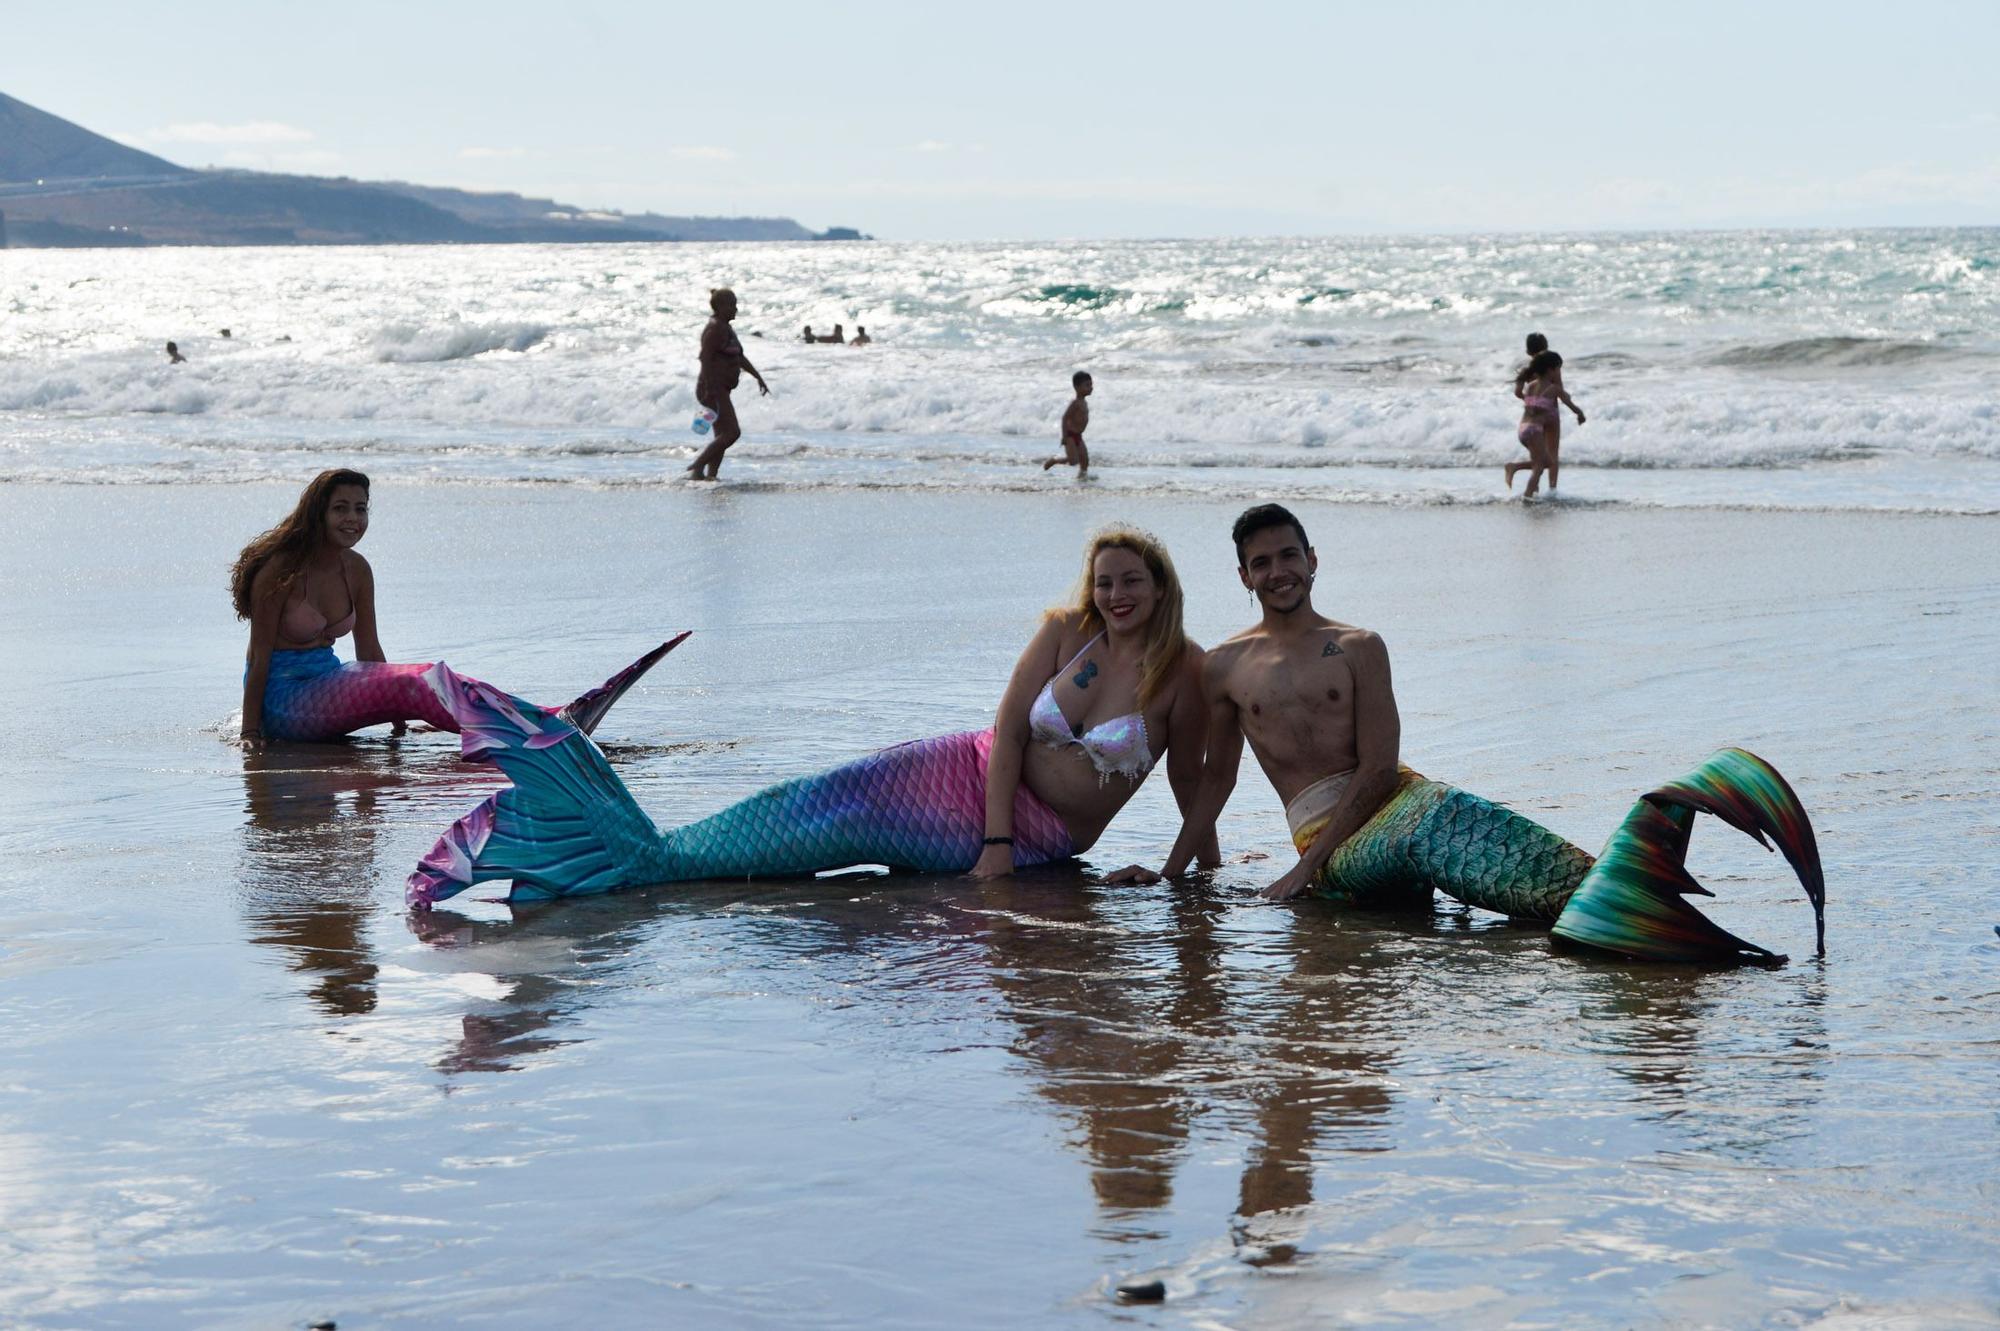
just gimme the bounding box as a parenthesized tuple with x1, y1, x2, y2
(1708, 336, 1978, 369)
(4, 346, 1997, 466)
(367, 321, 551, 363)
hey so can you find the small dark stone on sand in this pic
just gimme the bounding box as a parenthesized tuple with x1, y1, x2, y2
(1116, 1278, 1166, 1302)
(309, 1321, 335, 1330)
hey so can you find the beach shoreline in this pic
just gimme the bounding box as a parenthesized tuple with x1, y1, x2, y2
(4, 480, 1996, 1327)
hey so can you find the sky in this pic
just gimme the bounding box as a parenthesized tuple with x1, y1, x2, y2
(5, 0, 1997, 240)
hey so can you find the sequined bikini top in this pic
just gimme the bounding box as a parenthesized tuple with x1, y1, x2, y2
(1027, 632, 1155, 783)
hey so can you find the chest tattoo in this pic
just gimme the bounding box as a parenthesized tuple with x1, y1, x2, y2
(1073, 659, 1099, 690)
(1322, 641, 1344, 657)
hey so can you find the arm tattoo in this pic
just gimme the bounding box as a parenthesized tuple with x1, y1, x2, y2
(1074, 659, 1099, 689)
(1321, 641, 1344, 657)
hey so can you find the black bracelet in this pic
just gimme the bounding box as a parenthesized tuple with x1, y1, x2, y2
(982, 836, 1014, 846)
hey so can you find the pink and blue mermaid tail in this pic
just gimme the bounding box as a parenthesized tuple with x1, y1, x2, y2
(251, 639, 678, 743)
(1304, 750, 1825, 965)
(406, 655, 1075, 906)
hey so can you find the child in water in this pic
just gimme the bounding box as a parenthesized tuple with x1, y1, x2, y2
(1043, 371, 1092, 476)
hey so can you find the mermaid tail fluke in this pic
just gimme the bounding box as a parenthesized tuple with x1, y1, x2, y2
(1550, 748, 1825, 965)
(1314, 749, 1823, 967)
(407, 658, 679, 907)
(560, 634, 690, 736)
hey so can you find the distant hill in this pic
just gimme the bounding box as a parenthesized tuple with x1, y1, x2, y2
(0, 90, 866, 248)
(0, 91, 188, 184)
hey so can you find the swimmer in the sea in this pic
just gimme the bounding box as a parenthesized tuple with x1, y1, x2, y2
(801, 325, 817, 343)
(166, 340, 186, 364)
(1043, 371, 1092, 476)
(851, 326, 871, 346)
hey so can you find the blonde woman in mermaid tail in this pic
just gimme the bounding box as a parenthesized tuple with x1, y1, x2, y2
(408, 526, 1222, 905)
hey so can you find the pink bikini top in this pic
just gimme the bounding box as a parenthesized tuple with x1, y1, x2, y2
(1027, 632, 1155, 783)
(1523, 393, 1557, 413)
(280, 562, 356, 645)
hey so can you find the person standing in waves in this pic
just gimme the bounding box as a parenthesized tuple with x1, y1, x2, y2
(687, 287, 770, 481)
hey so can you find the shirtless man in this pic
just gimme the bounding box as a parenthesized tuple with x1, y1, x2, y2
(687, 287, 770, 481)
(1111, 503, 1401, 901)
(1042, 371, 1092, 475)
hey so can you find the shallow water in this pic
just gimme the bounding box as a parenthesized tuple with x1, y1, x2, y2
(4, 232, 1999, 509)
(2, 484, 1997, 1328)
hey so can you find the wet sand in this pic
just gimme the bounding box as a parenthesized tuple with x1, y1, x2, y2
(2, 482, 1996, 1329)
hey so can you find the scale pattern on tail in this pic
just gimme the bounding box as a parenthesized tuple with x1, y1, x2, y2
(1306, 768, 1595, 918)
(261, 652, 457, 741)
(258, 641, 675, 743)
(407, 660, 1076, 907)
(655, 730, 1073, 882)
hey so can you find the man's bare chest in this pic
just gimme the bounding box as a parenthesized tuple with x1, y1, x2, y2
(1234, 639, 1357, 741)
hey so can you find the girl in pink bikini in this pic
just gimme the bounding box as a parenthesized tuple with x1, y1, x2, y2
(1507, 333, 1585, 498)
(233, 469, 664, 748)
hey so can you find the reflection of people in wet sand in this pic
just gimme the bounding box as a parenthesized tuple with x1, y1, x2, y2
(1042, 371, 1091, 475)
(687, 287, 770, 481)
(850, 326, 871, 346)
(1112, 504, 1401, 902)
(970, 875, 1402, 1257)
(239, 747, 399, 1017)
(1507, 332, 1584, 497)
(166, 340, 186, 364)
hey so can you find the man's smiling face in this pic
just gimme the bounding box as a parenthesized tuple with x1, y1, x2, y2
(1238, 524, 1316, 615)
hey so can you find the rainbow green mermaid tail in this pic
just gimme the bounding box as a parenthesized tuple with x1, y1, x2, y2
(1301, 750, 1824, 965)
(406, 637, 1075, 907)
(253, 638, 678, 743)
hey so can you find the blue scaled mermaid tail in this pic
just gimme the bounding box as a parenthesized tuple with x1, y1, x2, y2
(406, 638, 1074, 907)
(1301, 751, 1825, 965)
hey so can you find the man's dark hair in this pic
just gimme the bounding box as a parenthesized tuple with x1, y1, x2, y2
(1525, 331, 1548, 356)
(1232, 503, 1309, 564)
(1072, 370, 1091, 388)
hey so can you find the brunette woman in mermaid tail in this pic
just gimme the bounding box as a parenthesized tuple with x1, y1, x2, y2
(407, 526, 1221, 906)
(233, 469, 669, 747)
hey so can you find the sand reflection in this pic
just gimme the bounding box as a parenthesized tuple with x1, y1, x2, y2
(237, 745, 403, 1017)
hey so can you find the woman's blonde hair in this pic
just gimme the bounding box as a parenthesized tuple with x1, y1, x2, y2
(1049, 524, 1188, 708)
